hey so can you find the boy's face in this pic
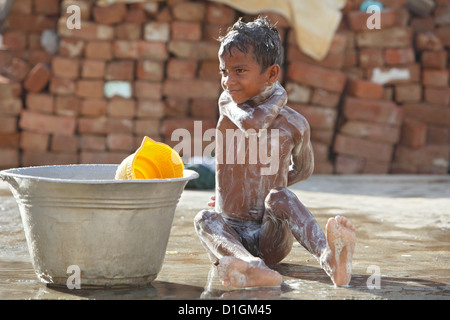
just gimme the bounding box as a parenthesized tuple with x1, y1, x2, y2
(219, 46, 273, 105)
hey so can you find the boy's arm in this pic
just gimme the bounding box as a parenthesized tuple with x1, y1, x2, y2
(287, 117, 314, 186)
(219, 82, 287, 133)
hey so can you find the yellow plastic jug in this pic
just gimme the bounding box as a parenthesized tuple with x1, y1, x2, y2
(115, 136, 184, 180)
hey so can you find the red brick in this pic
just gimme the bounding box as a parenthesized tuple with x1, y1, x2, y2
(107, 98, 136, 118)
(415, 31, 443, 51)
(19, 110, 76, 135)
(0, 133, 19, 148)
(394, 145, 449, 168)
(134, 119, 161, 137)
(167, 59, 197, 80)
(171, 21, 202, 41)
(28, 50, 53, 65)
(25, 93, 54, 113)
(136, 60, 165, 81)
(125, 7, 147, 24)
(394, 84, 422, 103)
(34, 0, 60, 15)
(285, 82, 311, 104)
(85, 41, 113, 60)
(421, 50, 448, 69)
(115, 23, 142, 40)
(333, 134, 394, 162)
(138, 41, 169, 61)
(290, 105, 337, 129)
(346, 9, 397, 31)
(343, 96, 403, 125)
(134, 81, 163, 99)
(23, 63, 51, 93)
(436, 26, 450, 47)
(0, 98, 22, 115)
(347, 78, 384, 99)
(136, 99, 165, 119)
(78, 117, 133, 135)
(112, 40, 139, 59)
(427, 125, 449, 145)
(399, 118, 427, 148)
(163, 79, 221, 99)
(22, 151, 78, 167)
(287, 61, 347, 93)
(79, 151, 128, 165)
(106, 133, 134, 152)
(7, 14, 57, 33)
(60, 0, 92, 20)
(105, 61, 134, 81)
(92, 3, 126, 24)
(410, 17, 435, 32)
(358, 48, 385, 68)
(144, 22, 170, 42)
(198, 60, 220, 81)
(191, 98, 218, 119)
(1, 57, 30, 81)
(366, 64, 421, 84)
(52, 56, 80, 79)
(20, 131, 49, 151)
(362, 160, 391, 174)
(403, 103, 450, 126)
(422, 69, 449, 87)
(356, 27, 413, 48)
(57, 19, 114, 41)
(2, 30, 27, 50)
(384, 47, 415, 65)
(311, 89, 341, 108)
(0, 149, 19, 168)
(80, 99, 107, 117)
(164, 98, 189, 117)
(0, 76, 22, 99)
(206, 2, 236, 25)
(334, 154, 364, 174)
(340, 120, 401, 144)
(76, 80, 104, 99)
(51, 135, 79, 153)
(49, 77, 76, 95)
(168, 40, 219, 60)
(80, 135, 106, 151)
(55, 95, 80, 117)
(0, 116, 18, 134)
(424, 86, 449, 105)
(161, 118, 216, 138)
(10, 0, 32, 15)
(286, 45, 344, 70)
(81, 60, 105, 79)
(172, 2, 206, 22)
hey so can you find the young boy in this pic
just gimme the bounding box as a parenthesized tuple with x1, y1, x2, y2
(194, 17, 356, 288)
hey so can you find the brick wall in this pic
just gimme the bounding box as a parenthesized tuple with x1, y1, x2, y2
(0, 0, 449, 174)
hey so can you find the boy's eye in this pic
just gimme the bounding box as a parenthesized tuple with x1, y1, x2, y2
(236, 69, 245, 74)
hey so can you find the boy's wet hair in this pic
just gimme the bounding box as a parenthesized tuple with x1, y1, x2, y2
(218, 16, 283, 73)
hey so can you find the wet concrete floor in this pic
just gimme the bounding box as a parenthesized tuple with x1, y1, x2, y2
(0, 175, 449, 300)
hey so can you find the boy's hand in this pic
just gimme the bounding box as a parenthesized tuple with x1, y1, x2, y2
(208, 195, 215, 207)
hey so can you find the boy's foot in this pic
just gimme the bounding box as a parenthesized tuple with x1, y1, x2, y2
(217, 256, 282, 288)
(320, 215, 356, 286)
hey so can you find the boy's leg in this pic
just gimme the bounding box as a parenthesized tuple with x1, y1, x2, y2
(260, 187, 356, 286)
(194, 210, 282, 287)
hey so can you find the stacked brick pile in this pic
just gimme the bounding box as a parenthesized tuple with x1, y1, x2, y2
(0, 0, 58, 168)
(391, 0, 450, 174)
(0, 0, 448, 175)
(285, 30, 348, 174)
(333, 0, 449, 174)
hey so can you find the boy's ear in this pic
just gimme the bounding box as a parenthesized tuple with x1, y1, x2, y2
(267, 64, 281, 84)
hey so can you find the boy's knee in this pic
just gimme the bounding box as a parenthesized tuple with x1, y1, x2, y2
(265, 187, 292, 207)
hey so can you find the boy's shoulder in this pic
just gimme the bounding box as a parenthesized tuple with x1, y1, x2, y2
(278, 106, 310, 130)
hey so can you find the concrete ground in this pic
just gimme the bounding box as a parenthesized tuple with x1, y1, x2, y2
(0, 174, 449, 300)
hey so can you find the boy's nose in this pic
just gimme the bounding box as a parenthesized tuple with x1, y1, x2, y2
(222, 75, 235, 89)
